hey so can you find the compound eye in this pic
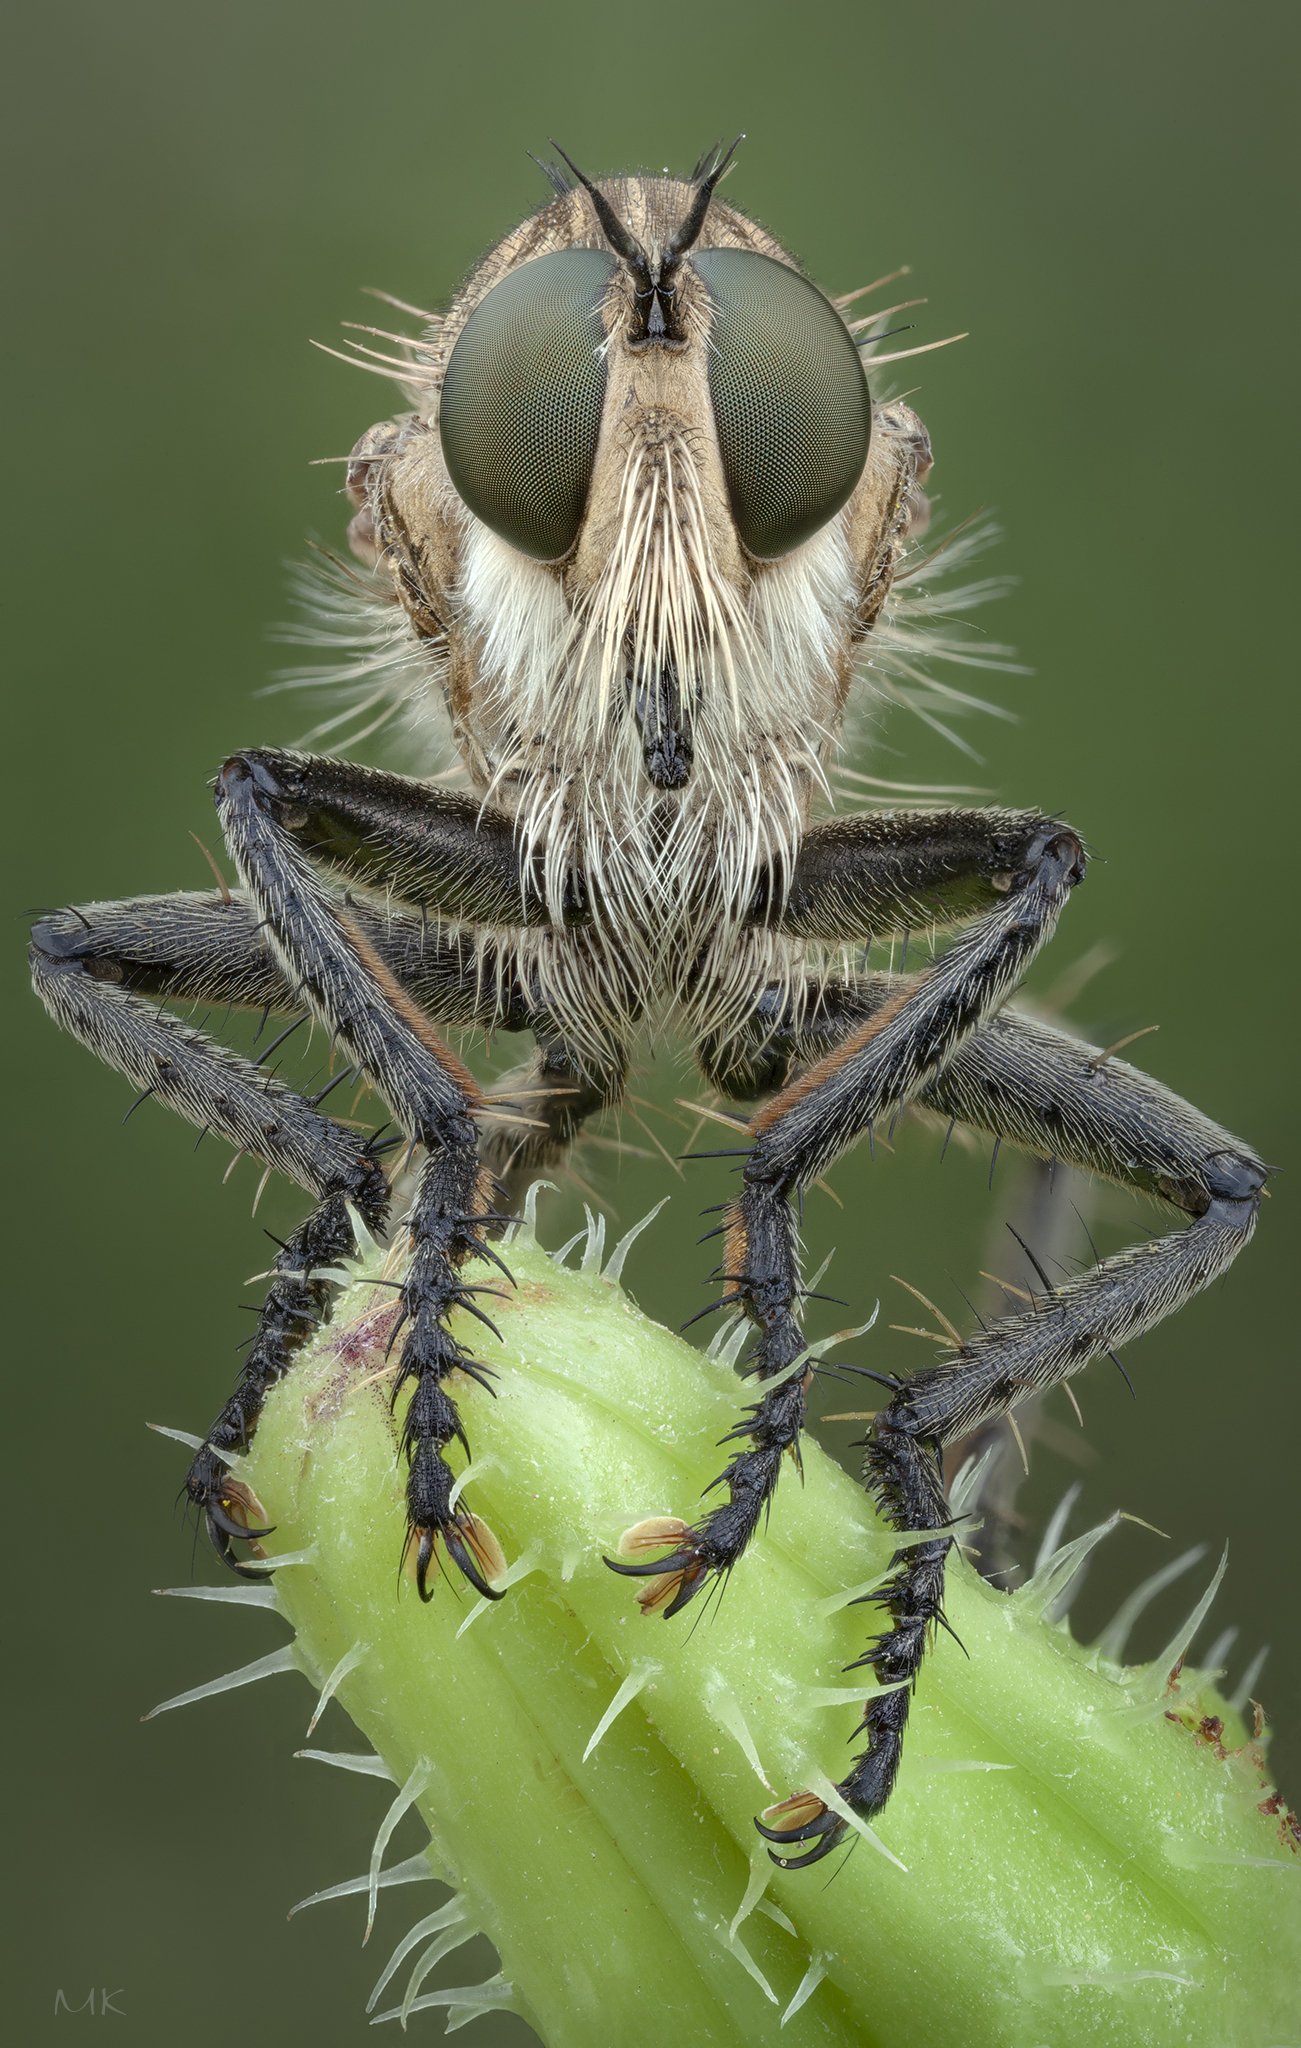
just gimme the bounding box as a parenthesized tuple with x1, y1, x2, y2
(439, 248, 617, 562)
(693, 249, 871, 560)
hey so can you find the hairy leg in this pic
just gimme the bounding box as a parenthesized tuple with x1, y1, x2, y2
(948, 1154, 1089, 1579)
(29, 922, 391, 1568)
(479, 1026, 628, 1204)
(702, 970, 1265, 1863)
(31, 747, 595, 1593)
(228, 747, 587, 927)
(29, 888, 527, 1027)
(763, 806, 1073, 943)
(612, 813, 1084, 1620)
(702, 971, 1090, 1580)
(209, 747, 598, 1596)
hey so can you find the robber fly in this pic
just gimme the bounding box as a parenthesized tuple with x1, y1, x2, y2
(30, 143, 1266, 1868)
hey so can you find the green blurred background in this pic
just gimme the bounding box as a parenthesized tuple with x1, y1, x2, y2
(6, 1, 1297, 2039)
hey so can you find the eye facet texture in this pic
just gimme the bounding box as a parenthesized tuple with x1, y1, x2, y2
(694, 249, 871, 559)
(439, 249, 616, 562)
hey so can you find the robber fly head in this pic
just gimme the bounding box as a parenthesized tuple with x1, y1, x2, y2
(342, 144, 935, 1043)
(436, 137, 876, 571)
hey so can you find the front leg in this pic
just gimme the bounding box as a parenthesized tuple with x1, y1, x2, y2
(31, 876, 537, 1574)
(771, 805, 1068, 942)
(611, 811, 1084, 1615)
(214, 749, 527, 1597)
(231, 747, 586, 927)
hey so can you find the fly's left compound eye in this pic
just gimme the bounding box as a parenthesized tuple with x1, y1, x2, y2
(439, 248, 617, 563)
(693, 249, 871, 560)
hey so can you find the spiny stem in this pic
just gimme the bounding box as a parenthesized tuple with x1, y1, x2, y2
(208, 1211, 1301, 2047)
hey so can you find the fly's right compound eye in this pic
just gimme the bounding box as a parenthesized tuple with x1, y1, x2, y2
(439, 248, 617, 563)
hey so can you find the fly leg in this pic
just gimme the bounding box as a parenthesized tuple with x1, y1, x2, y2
(611, 810, 1085, 1618)
(232, 746, 586, 928)
(29, 912, 391, 1571)
(209, 747, 564, 1597)
(31, 747, 577, 1595)
(711, 981, 1266, 1865)
(702, 973, 1087, 1581)
(27, 887, 527, 1026)
(479, 1027, 628, 1204)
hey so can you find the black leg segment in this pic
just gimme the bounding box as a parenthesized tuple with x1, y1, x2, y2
(222, 748, 586, 928)
(30, 889, 527, 1029)
(29, 928, 391, 1568)
(613, 819, 1085, 1620)
(720, 974, 1267, 1865)
(214, 751, 517, 1597)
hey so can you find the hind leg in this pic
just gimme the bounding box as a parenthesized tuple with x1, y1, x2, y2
(744, 993, 1265, 1864)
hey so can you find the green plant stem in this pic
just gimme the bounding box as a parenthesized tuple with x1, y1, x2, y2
(238, 1216, 1299, 2047)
